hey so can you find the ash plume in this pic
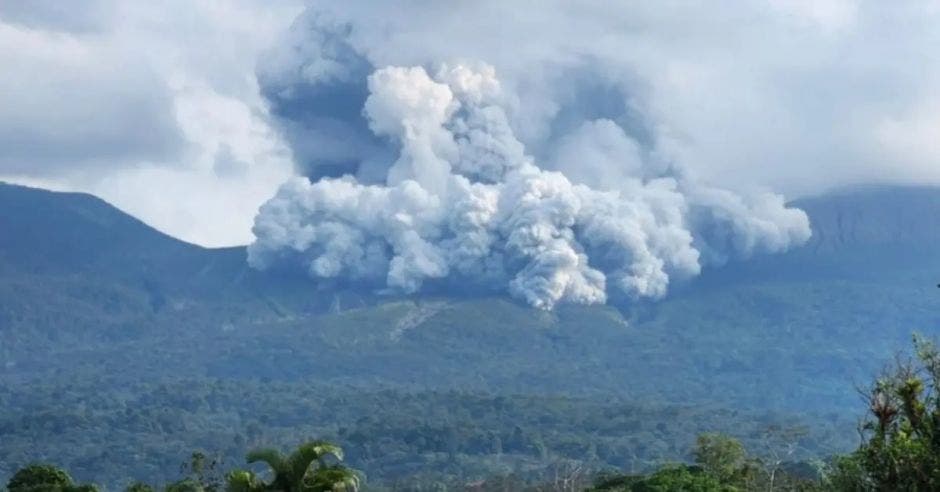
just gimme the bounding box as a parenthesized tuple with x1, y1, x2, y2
(247, 11, 811, 309)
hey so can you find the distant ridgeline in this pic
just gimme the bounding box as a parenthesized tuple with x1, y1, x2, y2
(1, 182, 939, 487)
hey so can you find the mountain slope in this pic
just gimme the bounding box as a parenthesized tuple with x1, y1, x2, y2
(2, 181, 938, 403)
(1, 181, 939, 485)
(797, 185, 940, 254)
(0, 181, 199, 276)
(695, 185, 940, 285)
(0, 183, 377, 328)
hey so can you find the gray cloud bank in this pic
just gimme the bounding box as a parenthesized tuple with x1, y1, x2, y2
(0, 1, 303, 246)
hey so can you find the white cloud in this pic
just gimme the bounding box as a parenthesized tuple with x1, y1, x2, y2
(769, 0, 859, 32)
(0, 22, 183, 173)
(0, 0, 303, 246)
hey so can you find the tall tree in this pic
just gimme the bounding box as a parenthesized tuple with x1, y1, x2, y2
(6, 464, 97, 492)
(226, 440, 359, 492)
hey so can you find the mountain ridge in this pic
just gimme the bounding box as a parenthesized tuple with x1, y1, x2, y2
(2, 180, 939, 486)
(2, 180, 939, 408)
(4, 180, 940, 291)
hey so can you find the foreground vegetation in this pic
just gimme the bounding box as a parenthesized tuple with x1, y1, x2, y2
(5, 442, 359, 492)
(5, 170, 940, 490)
(592, 335, 940, 491)
(9, 176, 940, 490)
(7, 336, 940, 491)
(0, 378, 850, 489)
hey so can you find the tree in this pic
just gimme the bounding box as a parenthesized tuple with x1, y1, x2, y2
(590, 465, 727, 491)
(226, 440, 360, 492)
(303, 465, 359, 492)
(589, 433, 824, 491)
(165, 452, 225, 492)
(825, 335, 940, 490)
(124, 482, 155, 492)
(6, 464, 97, 492)
(754, 425, 809, 492)
(693, 433, 753, 486)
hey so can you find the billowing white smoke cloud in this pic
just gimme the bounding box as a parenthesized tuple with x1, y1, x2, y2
(248, 64, 811, 309)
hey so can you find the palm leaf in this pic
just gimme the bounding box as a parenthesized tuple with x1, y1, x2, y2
(246, 448, 286, 469)
(288, 440, 345, 484)
(246, 448, 289, 479)
(296, 440, 345, 462)
(307, 465, 360, 492)
(225, 470, 263, 492)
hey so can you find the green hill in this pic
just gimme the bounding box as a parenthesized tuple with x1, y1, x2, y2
(1, 181, 938, 487)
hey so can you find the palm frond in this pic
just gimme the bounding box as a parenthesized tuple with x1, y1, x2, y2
(246, 448, 288, 476)
(225, 470, 263, 492)
(307, 465, 360, 492)
(299, 440, 345, 462)
(289, 440, 345, 484)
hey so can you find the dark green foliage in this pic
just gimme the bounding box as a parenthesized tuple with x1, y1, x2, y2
(164, 453, 225, 492)
(693, 434, 759, 488)
(591, 336, 940, 492)
(7, 443, 359, 492)
(225, 470, 263, 492)
(589, 433, 826, 492)
(625, 465, 726, 491)
(824, 336, 940, 490)
(6, 436, 829, 492)
(824, 455, 869, 491)
(7, 464, 74, 492)
(164, 479, 206, 492)
(0, 377, 848, 489)
(233, 440, 357, 492)
(298, 464, 359, 492)
(126, 482, 156, 492)
(6, 464, 97, 492)
(592, 465, 728, 491)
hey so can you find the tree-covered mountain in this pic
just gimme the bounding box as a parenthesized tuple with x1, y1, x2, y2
(2, 181, 937, 406)
(1, 181, 938, 487)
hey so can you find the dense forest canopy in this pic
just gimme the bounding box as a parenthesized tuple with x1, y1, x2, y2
(8, 335, 940, 490)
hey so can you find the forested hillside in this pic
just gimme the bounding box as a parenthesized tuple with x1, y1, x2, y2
(1, 182, 939, 487)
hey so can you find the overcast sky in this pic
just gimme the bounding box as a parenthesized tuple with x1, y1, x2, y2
(3, 0, 940, 247)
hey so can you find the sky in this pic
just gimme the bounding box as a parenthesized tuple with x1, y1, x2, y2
(3, 0, 940, 248)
